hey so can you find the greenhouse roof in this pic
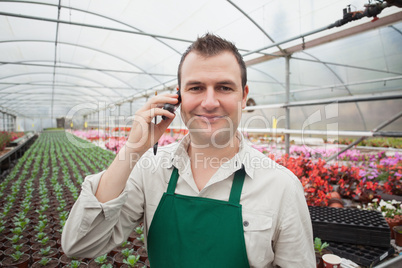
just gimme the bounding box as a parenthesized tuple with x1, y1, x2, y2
(0, 0, 401, 131)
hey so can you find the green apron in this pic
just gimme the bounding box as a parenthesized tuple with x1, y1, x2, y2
(147, 167, 250, 268)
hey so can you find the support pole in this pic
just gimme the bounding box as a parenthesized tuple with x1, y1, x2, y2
(118, 104, 121, 137)
(326, 110, 402, 162)
(285, 55, 291, 155)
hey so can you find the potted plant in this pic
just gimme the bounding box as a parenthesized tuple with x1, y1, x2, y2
(121, 255, 146, 268)
(31, 257, 60, 268)
(1, 250, 31, 268)
(133, 234, 144, 250)
(110, 240, 134, 256)
(59, 254, 85, 266)
(31, 235, 57, 252)
(393, 225, 402, 247)
(88, 253, 114, 267)
(3, 242, 31, 255)
(362, 198, 402, 238)
(62, 260, 89, 268)
(136, 246, 148, 262)
(314, 237, 332, 268)
(113, 248, 135, 267)
(32, 245, 59, 262)
(129, 226, 144, 241)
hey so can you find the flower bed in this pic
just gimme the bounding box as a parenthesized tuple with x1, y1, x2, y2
(0, 131, 150, 267)
(0, 131, 25, 151)
(71, 129, 401, 205)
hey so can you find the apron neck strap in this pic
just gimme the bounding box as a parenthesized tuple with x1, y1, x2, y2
(167, 167, 180, 194)
(228, 166, 246, 205)
(167, 166, 246, 205)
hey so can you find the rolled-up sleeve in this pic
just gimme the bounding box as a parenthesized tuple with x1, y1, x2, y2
(61, 171, 144, 258)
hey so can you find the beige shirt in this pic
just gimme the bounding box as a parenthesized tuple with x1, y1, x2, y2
(62, 133, 315, 268)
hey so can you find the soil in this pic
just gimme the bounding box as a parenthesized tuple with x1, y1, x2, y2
(136, 247, 148, 262)
(87, 256, 115, 267)
(1, 252, 30, 268)
(31, 258, 60, 268)
(110, 241, 135, 256)
(113, 252, 125, 267)
(31, 247, 59, 262)
(59, 253, 86, 266)
(119, 261, 146, 268)
(3, 244, 31, 255)
(128, 232, 140, 242)
(61, 264, 89, 268)
(133, 239, 144, 250)
(30, 240, 57, 253)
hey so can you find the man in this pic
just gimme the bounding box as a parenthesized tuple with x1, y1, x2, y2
(62, 33, 315, 267)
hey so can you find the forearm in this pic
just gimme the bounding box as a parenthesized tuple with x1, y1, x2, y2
(96, 142, 146, 203)
(96, 94, 177, 203)
(62, 173, 143, 258)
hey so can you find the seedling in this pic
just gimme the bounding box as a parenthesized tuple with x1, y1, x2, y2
(314, 237, 329, 255)
(59, 211, 69, 221)
(40, 246, 51, 256)
(12, 243, 23, 251)
(94, 254, 108, 265)
(36, 232, 47, 240)
(39, 257, 51, 266)
(11, 227, 23, 235)
(38, 236, 50, 245)
(68, 260, 82, 268)
(101, 264, 113, 268)
(121, 240, 131, 247)
(123, 255, 140, 267)
(14, 218, 30, 229)
(135, 226, 144, 235)
(11, 251, 24, 261)
(35, 221, 47, 232)
(8, 234, 23, 244)
(137, 234, 144, 243)
(121, 248, 135, 258)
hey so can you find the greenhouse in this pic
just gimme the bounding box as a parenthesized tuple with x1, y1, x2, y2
(0, 0, 402, 267)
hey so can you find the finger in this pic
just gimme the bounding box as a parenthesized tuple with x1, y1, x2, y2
(136, 107, 175, 124)
(155, 114, 175, 134)
(143, 94, 180, 110)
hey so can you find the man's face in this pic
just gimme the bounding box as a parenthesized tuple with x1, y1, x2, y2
(179, 51, 249, 147)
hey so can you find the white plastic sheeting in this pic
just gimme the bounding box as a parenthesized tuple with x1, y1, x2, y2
(0, 0, 401, 131)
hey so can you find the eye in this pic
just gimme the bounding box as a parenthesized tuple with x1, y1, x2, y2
(189, 86, 201, 91)
(218, 86, 233, 92)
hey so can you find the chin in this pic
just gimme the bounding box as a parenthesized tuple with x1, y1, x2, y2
(190, 129, 236, 148)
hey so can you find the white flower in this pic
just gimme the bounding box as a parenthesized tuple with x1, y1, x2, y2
(379, 199, 387, 208)
(391, 199, 400, 205)
(382, 212, 386, 217)
(386, 204, 396, 210)
(357, 205, 361, 209)
(372, 198, 378, 203)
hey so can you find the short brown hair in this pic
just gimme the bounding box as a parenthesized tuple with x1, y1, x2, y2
(177, 33, 247, 90)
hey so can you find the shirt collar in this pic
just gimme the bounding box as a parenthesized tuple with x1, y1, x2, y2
(169, 131, 256, 180)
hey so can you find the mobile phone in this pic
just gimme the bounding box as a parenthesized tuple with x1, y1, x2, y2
(162, 90, 181, 120)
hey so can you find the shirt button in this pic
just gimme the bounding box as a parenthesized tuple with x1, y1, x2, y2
(243, 221, 249, 227)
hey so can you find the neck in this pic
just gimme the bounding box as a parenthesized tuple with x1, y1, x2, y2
(187, 133, 240, 167)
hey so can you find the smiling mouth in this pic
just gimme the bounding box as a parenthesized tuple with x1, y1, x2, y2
(196, 114, 225, 122)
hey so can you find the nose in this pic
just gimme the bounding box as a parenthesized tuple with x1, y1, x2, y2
(201, 87, 219, 110)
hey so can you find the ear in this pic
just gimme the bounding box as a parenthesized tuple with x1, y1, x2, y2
(241, 85, 249, 109)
